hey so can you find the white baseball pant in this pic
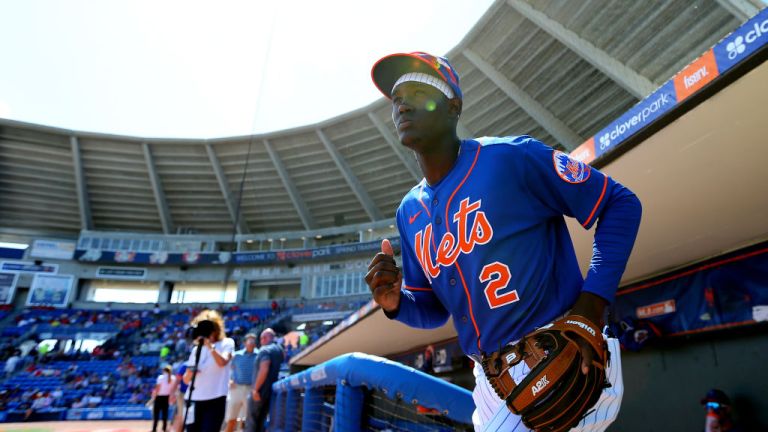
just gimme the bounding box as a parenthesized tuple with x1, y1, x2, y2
(472, 336, 623, 432)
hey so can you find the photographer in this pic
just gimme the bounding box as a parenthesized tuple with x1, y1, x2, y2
(182, 309, 234, 432)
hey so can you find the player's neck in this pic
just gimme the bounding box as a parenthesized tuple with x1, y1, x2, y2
(416, 137, 461, 186)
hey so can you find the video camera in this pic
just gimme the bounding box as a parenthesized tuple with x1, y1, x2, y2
(188, 319, 216, 340)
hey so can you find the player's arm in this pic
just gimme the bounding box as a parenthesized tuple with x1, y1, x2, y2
(365, 210, 450, 329)
(522, 138, 642, 322)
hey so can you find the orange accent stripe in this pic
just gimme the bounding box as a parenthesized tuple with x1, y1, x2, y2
(617, 247, 768, 296)
(582, 175, 608, 228)
(444, 143, 483, 351)
(667, 320, 755, 337)
(445, 144, 481, 226)
(405, 285, 433, 292)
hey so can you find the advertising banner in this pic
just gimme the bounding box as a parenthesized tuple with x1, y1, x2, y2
(0, 261, 58, 274)
(96, 266, 148, 280)
(66, 406, 153, 420)
(75, 237, 401, 266)
(571, 8, 768, 164)
(27, 274, 74, 308)
(0, 272, 19, 304)
(30, 239, 77, 260)
(612, 243, 768, 337)
(713, 8, 768, 73)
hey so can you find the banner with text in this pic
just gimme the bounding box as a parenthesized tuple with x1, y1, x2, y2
(74, 237, 401, 266)
(612, 242, 768, 337)
(570, 7, 768, 164)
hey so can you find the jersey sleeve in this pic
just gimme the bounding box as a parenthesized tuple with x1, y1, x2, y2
(385, 207, 450, 329)
(522, 137, 642, 302)
(522, 138, 612, 230)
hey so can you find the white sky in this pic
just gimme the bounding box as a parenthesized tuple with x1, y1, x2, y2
(0, 0, 495, 139)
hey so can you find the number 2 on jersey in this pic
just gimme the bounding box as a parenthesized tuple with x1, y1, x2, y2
(480, 262, 519, 309)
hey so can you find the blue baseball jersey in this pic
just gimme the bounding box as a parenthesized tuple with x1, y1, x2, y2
(391, 135, 641, 356)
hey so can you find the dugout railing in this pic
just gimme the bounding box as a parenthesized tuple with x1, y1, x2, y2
(269, 352, 474, 431)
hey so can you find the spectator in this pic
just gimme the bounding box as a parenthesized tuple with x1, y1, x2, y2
(225, 333, 258, 432)
(4, 350, 20, 377)
(170, 359, 189, 432)
(246, 328, 284, 432)
(151, 365, 175, 432)
(419, 345, 435, 375)
(24, 391, 52, 421)
(87, 394, 102, 408)
(702, 389, 744, 432)
(71, 393, 90, 409)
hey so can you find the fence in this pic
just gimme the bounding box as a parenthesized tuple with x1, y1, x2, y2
(270, 352, 474, 431)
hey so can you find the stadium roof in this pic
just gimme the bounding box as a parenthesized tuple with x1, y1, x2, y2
(0, 0, 757, 236)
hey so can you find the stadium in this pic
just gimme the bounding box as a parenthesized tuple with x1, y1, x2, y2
(1, 0, 767, 431)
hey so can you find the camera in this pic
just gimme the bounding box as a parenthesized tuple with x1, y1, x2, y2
(189, 319, 216, 339)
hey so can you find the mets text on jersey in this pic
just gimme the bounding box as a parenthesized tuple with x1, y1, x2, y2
(413, 197, 492, 281)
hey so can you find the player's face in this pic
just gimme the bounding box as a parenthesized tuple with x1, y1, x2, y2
(391, 81, 455, 150)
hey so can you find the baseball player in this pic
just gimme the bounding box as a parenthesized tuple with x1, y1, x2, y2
(365, 52, 642, 431)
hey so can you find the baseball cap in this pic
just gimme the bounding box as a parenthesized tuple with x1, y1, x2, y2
(371, 51, 462, 100)
(700, 388, 730, 405)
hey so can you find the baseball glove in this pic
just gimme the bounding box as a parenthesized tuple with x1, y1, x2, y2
(481, 315, 609, 432)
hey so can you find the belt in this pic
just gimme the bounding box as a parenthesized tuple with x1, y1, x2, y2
(468, 337, 522, 365)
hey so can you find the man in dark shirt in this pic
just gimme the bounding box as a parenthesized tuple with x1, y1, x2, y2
(245, 328, 284, 432)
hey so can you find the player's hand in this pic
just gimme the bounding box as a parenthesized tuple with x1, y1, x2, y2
(569, 292, 608, 375)
(251, 389, 261, 402)
(365, 239, 402, 312)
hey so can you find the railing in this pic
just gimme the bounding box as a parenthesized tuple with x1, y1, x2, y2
(270, 352, 474, 431)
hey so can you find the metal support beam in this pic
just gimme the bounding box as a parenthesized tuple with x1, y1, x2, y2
(715, 0, 759, 21)
(263, 139, 317, 230)
(142, 143, 174, 234)
(367, 112, 421, 181)
(205, 143, 249, 234)
(69, 136, 93, 230)
(463, 49, 583, 151)
(316, 129, 383, 221)
(507, 0, 656, 99)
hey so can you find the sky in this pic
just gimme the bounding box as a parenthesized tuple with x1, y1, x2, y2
(0, 0, 495, 139)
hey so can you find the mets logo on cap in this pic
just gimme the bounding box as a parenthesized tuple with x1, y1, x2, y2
(553, 150, 591, 183)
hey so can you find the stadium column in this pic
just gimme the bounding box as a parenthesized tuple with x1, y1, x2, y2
(506, 0, 655, 99)
(462, 49, 583, 151)
(301, 386, 324, 431)
(715, 0, 760, 21)
(316, 128, 383, 222)
(334, 380, 363, 432)
(70, 136, 93, 230)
